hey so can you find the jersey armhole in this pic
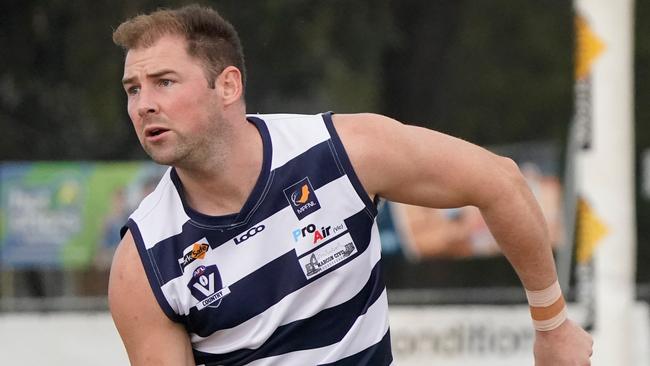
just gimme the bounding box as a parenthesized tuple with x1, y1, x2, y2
(123, 219, 185, 324)
(322, 112, 379, 217)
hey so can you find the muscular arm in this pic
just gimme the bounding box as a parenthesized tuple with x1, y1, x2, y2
(334, 113, 555, 289)
(108, 230, 195, 366)
(333, 113, 592, 365)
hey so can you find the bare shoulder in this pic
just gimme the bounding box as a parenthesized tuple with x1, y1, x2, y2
(330, 112, 518, 208)
(330, 113, 441, 201)
(329, 113, 390, 162)
(330, 113, 403, 198)
(108, 230, 149, 317)
(331, 113, 402, 141)
(109, 230, 194, 366)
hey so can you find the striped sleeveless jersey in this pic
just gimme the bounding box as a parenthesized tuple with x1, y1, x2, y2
(122, 112, 392, 365)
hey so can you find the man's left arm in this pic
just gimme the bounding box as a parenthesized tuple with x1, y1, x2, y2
(333, 113, 593, 365)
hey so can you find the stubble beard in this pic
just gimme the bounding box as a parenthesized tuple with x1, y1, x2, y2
(142, 133, 194, 167)
(143, 115, 230, 172)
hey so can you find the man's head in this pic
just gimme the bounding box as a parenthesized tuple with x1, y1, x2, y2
(114, 5, 247, 169)
(113, 4, 245, 89)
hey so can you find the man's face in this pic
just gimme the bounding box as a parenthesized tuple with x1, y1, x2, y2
(122, 35, 224, 166)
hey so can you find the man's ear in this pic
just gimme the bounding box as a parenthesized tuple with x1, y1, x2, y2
(216, 66, 244, 106)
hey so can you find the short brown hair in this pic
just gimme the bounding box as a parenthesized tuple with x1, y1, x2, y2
(113, 4, 246, 88)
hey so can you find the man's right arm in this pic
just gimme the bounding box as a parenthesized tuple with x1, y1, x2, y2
(108, 230, 195, 366)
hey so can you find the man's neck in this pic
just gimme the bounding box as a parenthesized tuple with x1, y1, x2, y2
(175, 116, 263, 217)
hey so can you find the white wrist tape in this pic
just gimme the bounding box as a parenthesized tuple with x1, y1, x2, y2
(525, 279, 567, 331)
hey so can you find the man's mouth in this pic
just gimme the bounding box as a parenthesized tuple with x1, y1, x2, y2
(145, 127, 170, 137)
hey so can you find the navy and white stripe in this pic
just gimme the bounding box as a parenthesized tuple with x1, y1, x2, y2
(123, 112, 392, 365)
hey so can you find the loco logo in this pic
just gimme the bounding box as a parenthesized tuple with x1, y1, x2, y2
(283, 177, 321, 220)
(234, 224, 265, 245)
(178, 241, 210, 271)
(187, 265, 231, 311)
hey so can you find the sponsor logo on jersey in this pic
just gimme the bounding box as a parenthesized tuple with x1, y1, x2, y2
(188, 265, 231, 310)
(283, 177, 321, 220)
(234, 224, 265, 245)
(178, 240, 210, 271)
(292, 222, 347, 245)
(298, 233, 357, 279)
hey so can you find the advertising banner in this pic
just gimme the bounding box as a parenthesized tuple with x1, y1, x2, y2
(0, 162, 165, 268)
(389, 303, 649, 366)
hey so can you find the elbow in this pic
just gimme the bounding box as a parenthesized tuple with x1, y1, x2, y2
(499, 157, 523, 179)
(498, 155, 524, 181)
(495, 156, 531, 199)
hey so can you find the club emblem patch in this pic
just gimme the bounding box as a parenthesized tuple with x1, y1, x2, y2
(187, 265, 231, 310)
(283, 177, 321, 220)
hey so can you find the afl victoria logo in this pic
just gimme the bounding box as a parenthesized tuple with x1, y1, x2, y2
(188, 265, 231, 310)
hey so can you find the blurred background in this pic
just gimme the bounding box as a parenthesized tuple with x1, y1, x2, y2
(0, 0, 648, 365)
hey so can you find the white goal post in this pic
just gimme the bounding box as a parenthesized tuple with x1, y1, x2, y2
(572, 0, 640, 365)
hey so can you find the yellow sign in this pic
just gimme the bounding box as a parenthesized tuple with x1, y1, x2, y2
(576, 196, 608, 263)
(575, 15, 605, 80)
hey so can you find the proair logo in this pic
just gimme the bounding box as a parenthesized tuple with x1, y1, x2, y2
(283, 177, 321, 220)
(188, 265, 231, 311)
(178, 240, 210, 271)
(292, 222, 347, 245)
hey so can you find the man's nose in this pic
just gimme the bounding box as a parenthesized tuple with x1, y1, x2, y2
(136, 89, 159, 117)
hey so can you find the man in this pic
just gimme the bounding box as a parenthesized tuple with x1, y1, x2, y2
(109, 4, 593, 366)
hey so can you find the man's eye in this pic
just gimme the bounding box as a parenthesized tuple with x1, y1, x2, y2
(127, 86, 140, 95)
(159, 79, 174, 87)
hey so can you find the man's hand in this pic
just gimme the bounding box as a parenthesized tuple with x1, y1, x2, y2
(534, 319, 593, 365)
